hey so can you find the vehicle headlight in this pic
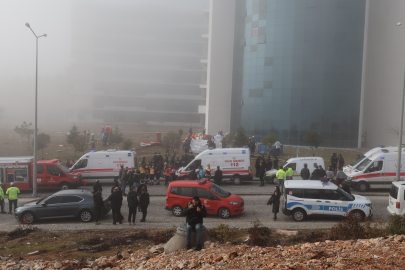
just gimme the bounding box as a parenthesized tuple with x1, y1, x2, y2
(347, 177, 353, 181)
(366, 203, 372, 208)
(230, 201, 239, 205)
(71, 176, 78, 179)
(15, 208, 21, 213)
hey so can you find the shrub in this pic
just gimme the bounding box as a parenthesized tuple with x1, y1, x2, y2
(330, 213, 366, 240)
(121, 138, 133, 150)
(248, 225, 271, 247)
(388, 214, 405, 235)
(216, 224, 231, 243)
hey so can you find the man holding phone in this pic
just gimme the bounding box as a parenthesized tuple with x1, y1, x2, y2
(182, 196, 207, 251)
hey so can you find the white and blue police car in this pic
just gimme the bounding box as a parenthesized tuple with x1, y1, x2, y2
(282, 180, 373, 221)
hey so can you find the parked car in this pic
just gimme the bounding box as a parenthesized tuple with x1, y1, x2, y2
(387, 181, 405, 215)
(282, 180, 373, 221)
(15, 189, 111, 224)
(165, 180, 244, 219)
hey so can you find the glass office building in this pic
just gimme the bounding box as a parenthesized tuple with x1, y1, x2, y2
(238, 0, 366, 147)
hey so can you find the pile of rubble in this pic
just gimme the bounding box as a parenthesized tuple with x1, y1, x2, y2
(2, 235, 405, 269)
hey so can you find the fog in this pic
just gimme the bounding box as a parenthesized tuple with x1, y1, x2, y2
(0, 0, 208, 131)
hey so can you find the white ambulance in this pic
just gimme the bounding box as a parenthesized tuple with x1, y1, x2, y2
(346, 148, 405, 192)
(176, 148, 252, 185)
(283, 180, 372, 221)
(265, 157, 325, 184)
(387, 181, 405, 215)
(69, 149, 137, 181)
(344, 146, 400, 173)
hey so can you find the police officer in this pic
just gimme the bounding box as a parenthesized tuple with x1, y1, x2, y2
(0, 183, 5, 214)
(6, 182, 20, 214)
(276, 167, 286, 193)
(286, 165, 294, 180)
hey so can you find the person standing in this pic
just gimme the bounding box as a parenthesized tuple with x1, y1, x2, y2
(127, 186, 139, 225)
(119, 165, 124, 180)
(273, 156, 279, 169)
(338, 154, 345, 169)
(0, 183, 5, 214)
(331, 153, 338, 175)
(326, 166, 335, 182)
(108, 187, 123, 225)
(137, 180, 146, 197)
(335, 167, 346, 187)
(311, 165, 321, 180)
(274, 141, 281, 156)
(276, 167, 286, 193)
(214, 166, 223, 186)
(300, 164, 310, 180)
(93, 187, 104, 225)
(204, 164, 211, 179)
(255, 156, 260, 177)
(133, 169, 141, 189)
(259, 163, 266, 186)
(102, 132, 106, 146)
(93, 179, 102, 193)
(265, 157, 272, 171)
(179, 129, 183, 138)
(341, 180, 351, 194)
(165, 166, 172, 186)
(121, 167, 129, 196)
(182, 196, 207, 251)
(188, 169, 198, 180)
(139, 186, 150, 222)
(198, 166, 204, 180)
(267, 186, 281, 221)
(6, 182, 20, 214)
(149, 165, 155, 185)
(286, 165, 294, 180)
(111, 181, 120, 194)
(318, 165, 326, 179)
(128, 168, 135, 189)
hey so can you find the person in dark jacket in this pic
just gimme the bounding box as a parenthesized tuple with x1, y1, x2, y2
(259, 163, 266, 186)
(188, 169, 198, 180)
(137, 180, 146, 197)
(119, 165, 124, 179)
(255, 156, 260, 177)
(127, 186, 139, 225)
(341, 180, 351, 194)
(214, 166, 223, 186)
(93, 179, 102, 193)
(93, 188, 104, 225)
(139, 186, 150, 222)
(311, 165, 321, 180)
(121, 167, 129, 196)
(273, 156, 279, 169)
(133, 170, 141, 189)
(265, 158, 272, 171)
(267, 186, 281, 221)
(300, 164, 310, 180)
(318, 165, 326, 179)
(338, 154, 345, 169)
(331, 153, 338, 174)
(108, 187, 123, 225)
(128, 168, 135, 190)
(111, 181, 120, 194)
(182, 196, 207, 251)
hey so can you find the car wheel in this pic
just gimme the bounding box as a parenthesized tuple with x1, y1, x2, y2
(350, 210, 366, 221)
(357, 182, 370, 192)
(79, 210, 93, 222)
(233, 176, 242, 185)
(218, 207, 231, 219)
(59, 183, 70, 190)
(270, 176, 276, 184)
(172, 205, 183, 217)
(292, 208, 306, 222)
(21, 211, 35, 224)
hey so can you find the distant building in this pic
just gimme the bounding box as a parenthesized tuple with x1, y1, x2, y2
(204, 0, 405, 148)
(68, 0, 208, 127)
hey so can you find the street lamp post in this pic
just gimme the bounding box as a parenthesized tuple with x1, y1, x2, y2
(25, 23, 47, 197)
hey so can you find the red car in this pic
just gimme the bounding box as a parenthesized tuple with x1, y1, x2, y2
(165, 180, 244, 219)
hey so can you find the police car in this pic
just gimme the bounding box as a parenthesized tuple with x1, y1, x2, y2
(282, 180, 373, 221)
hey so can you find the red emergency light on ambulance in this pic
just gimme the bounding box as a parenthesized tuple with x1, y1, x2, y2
(69, 149, 137, 181)
(176, 148, 252, 185)
(0, 157, 84, 191)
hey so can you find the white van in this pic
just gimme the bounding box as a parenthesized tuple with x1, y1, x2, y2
(283, 180, 373, 221)
(344, 146, 400, 174)
(265, 157, 325, 184)
(176, 148, 252, 185)
(346, 149, 405, 192)
(69, 149, 137, 181)
(387, 181, 405, 215)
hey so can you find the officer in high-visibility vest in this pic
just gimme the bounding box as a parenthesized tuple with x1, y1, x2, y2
(286, 165, 294, 180)
(6, 182, 20, 214)
(276, 167, 286, 193)
(0, 183, 5, 214)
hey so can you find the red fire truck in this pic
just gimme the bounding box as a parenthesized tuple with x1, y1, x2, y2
(0, 157, 85, 190)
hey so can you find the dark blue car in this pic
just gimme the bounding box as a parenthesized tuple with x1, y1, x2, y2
(15, 189, 111, 224)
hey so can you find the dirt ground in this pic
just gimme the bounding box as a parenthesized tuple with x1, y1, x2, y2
(0, 226, 328, 261)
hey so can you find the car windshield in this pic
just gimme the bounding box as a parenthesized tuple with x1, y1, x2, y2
(209, 184, 231, 198)
(356, 158, 372, 171)
(57, 163, 69, 173)
(337, 188, 354, 201)
(350, 155, 365, 167)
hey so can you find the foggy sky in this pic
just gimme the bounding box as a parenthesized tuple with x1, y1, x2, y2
(0, 0, 208, 128)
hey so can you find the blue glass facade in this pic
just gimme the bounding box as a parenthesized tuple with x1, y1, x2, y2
(238, 0, 366, 147)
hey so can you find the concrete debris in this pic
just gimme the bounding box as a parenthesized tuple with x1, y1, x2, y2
(1, 236, 405, 269)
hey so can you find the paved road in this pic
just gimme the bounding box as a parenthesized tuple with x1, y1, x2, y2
(0, 193, 391, 232)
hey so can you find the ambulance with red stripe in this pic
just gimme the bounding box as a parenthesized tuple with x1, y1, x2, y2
(176, 148, 252, 185)
(346, 148, 405, 192)
(69, 149, 137, 181)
